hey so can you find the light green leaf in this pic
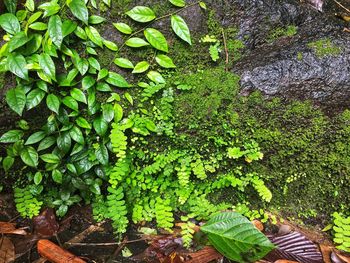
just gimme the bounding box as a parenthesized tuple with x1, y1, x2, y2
(114, 58, 134, 69)
(29, 22, 48, 31)
(102, 104, 114, 122)
(85, 26, 103, 47)
(8, 32, 30, 52)
(38, 0, 60, 17)
(0, 13, 21, 35)
(40, 153, 60, 163)
(70, 88, 87, 104)
(20, 146, 39, 167)
(126, 6, 156, 23)
(34, 172, 43, 185)
(76, 116, 91, 129)
(7, 53, 29, 80)
(74, 26, 87, 39)
(102, 0, 111, 7)
(38, 53, 56, 81)
(62, 96, 79, 111)
(125, 37, 149, 48)
(106, 72, 129, 88)
(171, 15, 191, 45)
(0, 130, 24, 143)
(155, 54, 176, 68)
(6, 87, 26, 115)
(88, 57, 100, 71)
(25, 131, 46, 145)
(46, 94, 60, 114)
(124, 92, 133, 105)
(52, 169, 62, 183)
(67, 0, 89, 24)
(88, 15, 105, 24)
(169, 0, 185, 7)
(199, 1, 207, 9)
(114, 103, 123, 122)
(113, 22, 132, 34)
(26, 88, 46, 110)
(95, 143, 109, 165)
(96, 83, 111, 92)
(132, 61, 149, 74)
(147, 71, 165, 84)
(81, 75, 95, 90)
(144, 28, 168, 52)
(97, 68, 109, 81)
(48, 15, 63, 48)
(3, 156, 15, 171)
(62, 20, 77, 37)
(93, 115, 108, 136)
(103, 40, 118, 51)
(27, 11, 43, 25)
(25, 0, 35, 11)
(69, 126, 84, 144)
(201, 212, 275, 263)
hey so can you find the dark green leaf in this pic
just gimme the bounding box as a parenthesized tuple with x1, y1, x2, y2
(25, 131, 46, 145)
(38, 53, 56, 81)
(40, 153, 60, 163)
(0, 13, 20, 35)
(62, 20, 77, 37)
(48, 15, 63, 48)
(46, 94, 60, 114)
(69, 126, 84, 144)
(144, 28, 168, 52)
(171, 15, 192, 45)
(52, 169, 62, 183)
(57, 132, 71, 154)
(26, 88, 46, 110)
(20, 146, 38, 167)
(3, 156, 15, 171)
(125, 37, 149, 48)
(6, 87, 26, 116)
(7, 53, 29, 80)
(38, 136, 56, 151)
(8, 32, 30, 52)
(155, 54, 176, 68)
(57, 204, 68, 217)
(106, 72, 129, 88)
(81, 75, 95, 90)
(95, 143, 108, 165)
(113, 22, 132, 34)
(93, 115, 108, 136)
(70, 88, 87, 104)
(126, 6, 156, 23)
(0, 130, 24, 143)
(96, 82, 111, 92)
(62, 96, 79, 112)
(67, 0, 89, 24)
(102, 104, 114, 122)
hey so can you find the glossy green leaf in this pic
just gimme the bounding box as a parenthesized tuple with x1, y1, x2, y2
(40, 153, 60, 163)
(74, 26, 87, 39)
(171, 15, 192, 45)
(81, 75, 95, 90)
(20, 146, 38, 167)
(62, 20, 77, 37)
(38, 0, 60, 18)
(52, 169, 62, 183)
(132, 61, 149, 74)
(25, 131, 46, 145)
(38, 53, 56, 81)
(7, 53, 29, 80)
(102, 0, 111, 7)
(113, 22, 132, 34)
(57, 131, 71, 154)
(34, 172, 43, 185)
(114, 58, 134, 69)
(70, 88, 87, 104)
(125, 37, 149, 48)
(103, 40, 118, 51)
(124, 93, 133, 105)
(147, 71, 165, 84)
(88, 57, 100, 71)
(69, 126, 84, 144)
(26, 88, 46, 110)
(106, 72, 129, 88)
(155, 54, 176, 68)
(67, 0, 89, 24)
(0, 13, 20, 35)
(48, 15, 63, 48)
(3, 156, 15, 171)
(8, 32, 30, 52)
(93, 115, 108, 136)
(199, 1, 207, 9)
(169, 0, 185, 7)
(62, 96, 79, 112)
(85, 26, 103, 48)
(102, 104, 114, 122)
(126, 6, 156, 23)
(46, 94, 60, 114)
(97, 68, 109, 81)
(38, 136, 56, 151)
(95, 143, 108, 165)
(29, 22, 48, 31)
(76, 116, 91, 129)
(88, 15, 105, 24)
(114, 104, 123, 122)
(96, 82, 111, 92)
(27, 11, 43, 25)
(201, 212, 275, 263)
(144, 28, 168, 52)
(6, 87, 26, 116)
(25, 0, 35, 12)
(0, 130, 24, 143)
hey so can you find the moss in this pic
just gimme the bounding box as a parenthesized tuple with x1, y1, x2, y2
(0, 73, 5, 90)
(267, 25, 297, 43)
(297, 52, 303, 61)
(307, 38, 341, 58)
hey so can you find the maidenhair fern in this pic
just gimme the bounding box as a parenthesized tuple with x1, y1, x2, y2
(155, 197, 174, 231)
(333, 212, 350, 252)
(14, 187, 43, 218)
(106, 187, 129, 234)
(110, 123, 128, 159)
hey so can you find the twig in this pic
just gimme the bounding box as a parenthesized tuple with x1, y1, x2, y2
(221, 28, 229, 70)
(332, 0, 350, 13)
(65, 242, 119, 246)
(106, 237, 128, 263)
(63, 222, 105, 248)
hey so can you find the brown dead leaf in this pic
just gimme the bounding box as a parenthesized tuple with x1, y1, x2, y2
(0, 237, 15, 263)
(183, 246, 222, 263)
(252, 220, 264, 231)
(162, 252, 184, 263)
(0, 222, 27, 235)
(274, 261, 299, 263)
(33, 208, 59, 237)
(332, 251, 350, 263)
(319, 244, 332, 263)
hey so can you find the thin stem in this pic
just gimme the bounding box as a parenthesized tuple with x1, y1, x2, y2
(221, 28, 229, 70)
(332, 0, 350, 13)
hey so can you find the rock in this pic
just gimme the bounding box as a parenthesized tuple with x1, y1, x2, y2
(277, 225, 293, 236)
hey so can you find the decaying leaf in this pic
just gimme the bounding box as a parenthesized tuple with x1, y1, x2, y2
(33, 208, 59, 237)
(0, 237, 15, 263)
(183, 246, 222, 263)
(319, 244, 332, 263)
(0, 221, 27, 235)
(331, 251, 350, 263)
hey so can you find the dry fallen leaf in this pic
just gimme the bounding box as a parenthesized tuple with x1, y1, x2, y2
(0, 222, 27, 235)
(331, 251, 350, 263)
(0, 236, 15, 263)
(252, 220, 264, 232)
(183, 246, 222, 263)
(274, 260, 300, 263)
(319, 244, 332, 263)
(33, 208, 59, 237)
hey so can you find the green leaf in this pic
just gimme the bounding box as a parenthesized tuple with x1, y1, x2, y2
(48, 15, 63, 48)
(52, 169, 62, 183)
(46, 94, 60, 114)
(85, 26, 103, 48)
(132, 61, 149, 74)
(81, 75, 95, 90)
(88, 57, 100, 71)
(113, 22, 132, 34)
(70, 88, 87, 104)
(38, 136, 56, 151)
(40, 153, 60, 163)
(114, 104, 123, 122)
(102, 0, 111, 7)
(106, 72, 129, 88)
(3, 156, 15, 171)
(171, 15, 192, 45)
(74, 26, 87, 40)
(124, 93, 133, 105)
(97, 68, 109, 81)
(20, 146, 38, 167)
(38, 0, 60, 18)
(144, 28, 168, 52)
(69, 126, 84, 144)
(96, 83, 111, 92)
(0, 13, 20, 35)
(67, 0, 89, 24)
(26, 88, 46, 110)
(6, 87, 26, 116)
(169, 0, 185, 7)
(199, 1, 207, 9)
(125, 37, 149, 48)
(28, 11, 43, 24)
(57, 131, 71, 154)
(38, 53, 56, 81)
(147, 71, 165, 84)
(29, 22, 48, 31)
(95, 143, 109, 165)
(8, 32, 30, 52)
(103, 40, 118, 51)
(102, 104, 114, 122)
(0, 130, 24, 143)
(155, 54, 176, 68)
(201, 212, 275, 263)
(7, 53, 29, 80)
(62, 20, 77, 37)
(114, 58, 134, 69)
(34, 172, 43, 185)
(93, 115, 108, 136)
(126, 6, 156, 23)
(25, 131, 46, 145)
(88, 15, 105, 24)
(25, 0, 35, 12)
(62, 96, 79, 112)
(76, 117, 91, 129)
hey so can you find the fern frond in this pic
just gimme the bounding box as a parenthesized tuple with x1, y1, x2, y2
(14, 187, 43, 218)
(110, 123, 128, 159)
(106, 186, 129, 234)
(109, 157, 131, 188)
(155, 197, 174, 231)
